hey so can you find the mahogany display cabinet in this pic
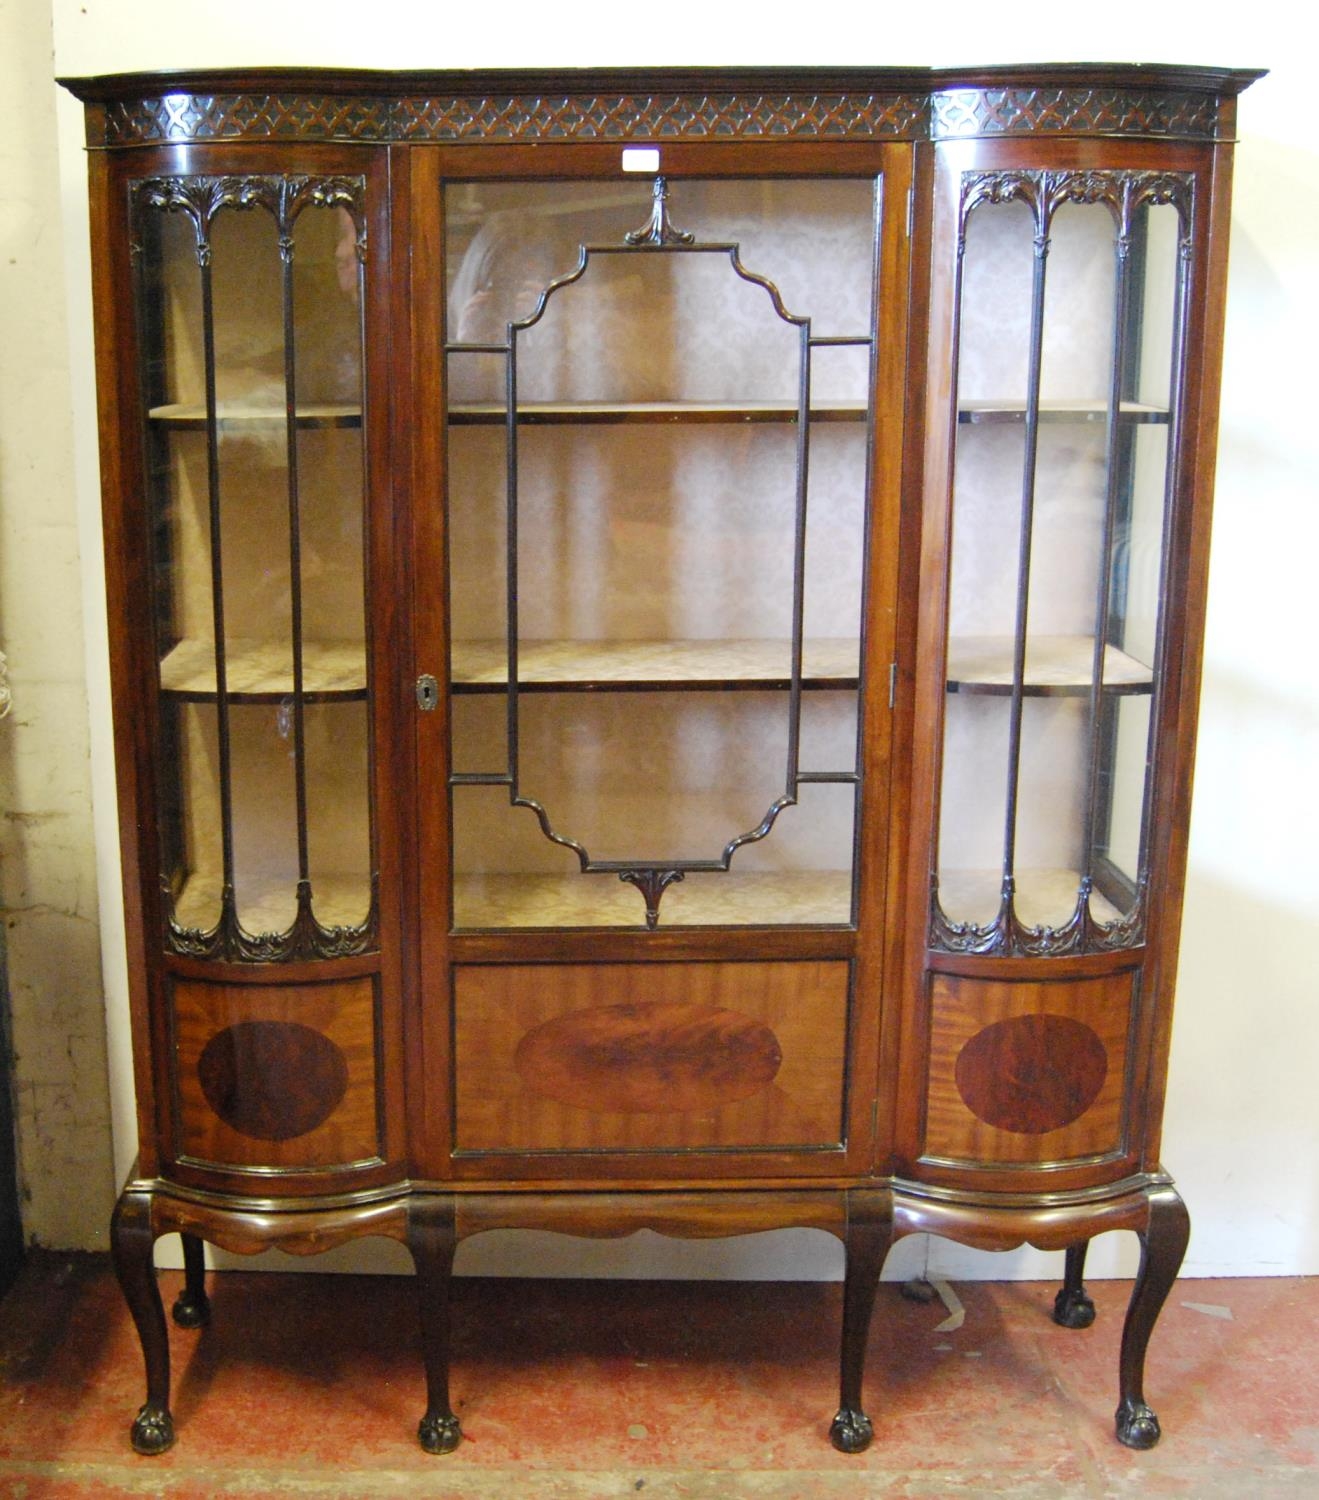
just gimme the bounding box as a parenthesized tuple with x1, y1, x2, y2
(60, 62, 1261, 1457)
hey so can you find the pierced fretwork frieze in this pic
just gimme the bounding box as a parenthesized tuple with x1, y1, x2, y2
(932, 86, 1220, 141)
(129, 173, 367, 266)
(928, 874, 1147, 958)
(95, 84, 1227, 148)
(164, 876, 379, 962)
(102, 90, 928, 147)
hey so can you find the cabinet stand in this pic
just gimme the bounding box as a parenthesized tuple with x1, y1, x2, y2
(110, 1175, 1189, 1455)
(1054, 1241, 1098, 1329)
(406, 1196, 464, 1454)
(110, 1191, 175, 1456)
(1116, 1184, 1192, 1449)
(171, 1231, 211, 1329)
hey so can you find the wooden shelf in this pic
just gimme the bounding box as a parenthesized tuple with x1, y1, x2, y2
(172, 871, 372, 936)
(947, 635, 1153, 696)
(159, 638, 367, 701)
(148, 402, 361, 429)
(453, 870, 854, 929)
(451, 638, 860, 693)
(957, 398, 1168, 425)
(937, 868, 1124, 929)
(447, 400, 868, 425)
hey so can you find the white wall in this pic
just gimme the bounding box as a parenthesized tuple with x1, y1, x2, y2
(39, 0, 1318, 1281)
(0, 0, 116, 1252)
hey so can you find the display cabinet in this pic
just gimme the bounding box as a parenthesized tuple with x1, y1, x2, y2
(61, 63, 1260, 1457)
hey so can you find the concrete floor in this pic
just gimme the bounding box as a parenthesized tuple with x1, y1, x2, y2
(0, 1252, 1315, 1497)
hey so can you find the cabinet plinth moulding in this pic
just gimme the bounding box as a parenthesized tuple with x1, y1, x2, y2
(61, 60, 1260, 1456)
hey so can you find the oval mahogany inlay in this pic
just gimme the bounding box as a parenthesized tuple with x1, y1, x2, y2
(955, 1013, 1107, 1135)
(514, 1001, 783, 1115)
(197, 1021, 349, 1141)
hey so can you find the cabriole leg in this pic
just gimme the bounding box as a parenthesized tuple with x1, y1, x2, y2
(831, 1189, 893, 1454)
(171, 1232, 211, 1329)
(110, 1190, 174, 1455)
(1053, 1240, 1096, 1329)
(1115, 1184, 1191, 1449)
(406, 1196, 462, 1454)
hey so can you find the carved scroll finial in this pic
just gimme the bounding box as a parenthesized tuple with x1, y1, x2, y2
(618, 868, 686, 929)
(625, 177, 695, 247)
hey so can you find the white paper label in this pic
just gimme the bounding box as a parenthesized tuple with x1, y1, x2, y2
(621, 147, 661, 173)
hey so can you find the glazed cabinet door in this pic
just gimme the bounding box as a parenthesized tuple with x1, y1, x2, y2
(900, 138, 1226, 1192)
(410, 144, 911, 1181)
(94, 145, 407, 1196)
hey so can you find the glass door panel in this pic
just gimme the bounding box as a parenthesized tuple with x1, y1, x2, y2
(933, 170, 1191, 956)
(135, 174, 376, 959)
(444, 176, 878, 929)
(937, 195, 1033, 930)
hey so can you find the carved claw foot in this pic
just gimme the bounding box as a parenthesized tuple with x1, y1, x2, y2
(130, 1402, 175, 1456)
(418, 1411, 462, 1454)
(171, 1288, 211, 1329)
(830, 1406, 874, 1453)
(1053, 1285, 1096, 1329)
(1115, 1398, 1161, 1449)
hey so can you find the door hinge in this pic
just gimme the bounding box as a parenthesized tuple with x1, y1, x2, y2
(415, 674, 439, 711)
(889, 661, 897, 710)
(906, 185, 915, 239)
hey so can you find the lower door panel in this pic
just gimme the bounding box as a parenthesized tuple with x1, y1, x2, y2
(452, 960, 850, 1157)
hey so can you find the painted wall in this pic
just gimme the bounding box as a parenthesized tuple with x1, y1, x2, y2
(18, 0, 1313, 1280)
(1, 0, 116, 1253)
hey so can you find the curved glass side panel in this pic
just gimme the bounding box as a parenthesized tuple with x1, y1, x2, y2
(445, 177, 877, 928)
(132, 175, 376, 961)
(1096, 200, 1182, 914)
(932, 171, 1192, 957)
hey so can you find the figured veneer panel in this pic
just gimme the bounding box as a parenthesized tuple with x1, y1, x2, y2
(514, 1002, 783, 1114)
(954, 1013, 1107, 1134)
(453, 961, 849, 1154)
(921, 970, 1135, 1167)
(171, 976, 381, 1170)
(197, 1021, 349, 1140)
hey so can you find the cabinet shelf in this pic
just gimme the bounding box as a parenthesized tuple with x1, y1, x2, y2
(453, 870, 854, 929)
(159, 638, 367, 701)
(946, 635, 1153, 696)
(172, 870, 373, 935)
(451, 638, 860, 693)
(447, 400, 868, 426)
(937, 868, 1124, 929)
(957, 399, 1168, 425)
(148, 402, 361, 430)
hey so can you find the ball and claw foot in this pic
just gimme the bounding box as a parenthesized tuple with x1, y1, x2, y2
(1052, 1286, 1096, 1329)
(418, 1412, 462, 1454)
(1115, 1398, 1162, 1450)
(130, 1403, 175, 1456)
(171, 1288, 211, 1329)
(830, 1407, 874, 1454)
